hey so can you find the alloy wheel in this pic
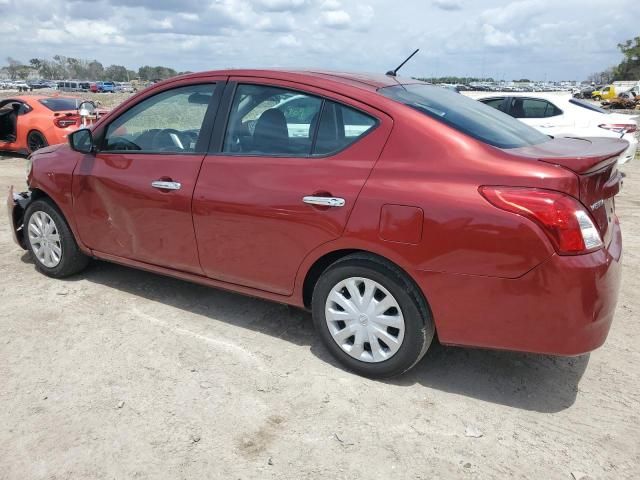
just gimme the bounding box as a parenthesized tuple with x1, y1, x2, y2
(27, 132, 47, 152)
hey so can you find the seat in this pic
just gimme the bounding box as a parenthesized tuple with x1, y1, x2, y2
(511, 99, 526, 118)
(252, 108, 289, 154)
(0, 104, 18, 142)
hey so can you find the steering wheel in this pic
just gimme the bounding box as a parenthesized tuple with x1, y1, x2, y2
(150, 128, 187, 151)
(106, 137, 141, 151)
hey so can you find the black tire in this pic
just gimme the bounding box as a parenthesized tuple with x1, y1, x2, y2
(593, 95, 601, 101)
(24, 198, 89, 278)
(311, 253, 434, 378)
(27, 131, 48, 153)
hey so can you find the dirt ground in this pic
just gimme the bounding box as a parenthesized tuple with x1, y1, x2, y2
(0, 150, 639, 480)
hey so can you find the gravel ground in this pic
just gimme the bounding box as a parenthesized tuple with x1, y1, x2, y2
(0, 151, 639, 480)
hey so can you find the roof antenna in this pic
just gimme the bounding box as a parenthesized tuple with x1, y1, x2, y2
(386, 48, 420, 77)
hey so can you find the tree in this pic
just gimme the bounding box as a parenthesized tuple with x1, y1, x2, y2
(104, 65, 130, 82)
(614, 36, 640, 81)
(6, 57, 23, 80)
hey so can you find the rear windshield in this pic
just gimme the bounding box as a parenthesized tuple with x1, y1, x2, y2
(39, 98, 79, 111)
(569, 98, 608, 114)
(378, 83, 550, 149)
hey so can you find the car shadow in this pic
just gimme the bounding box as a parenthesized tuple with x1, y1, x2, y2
(22, 254, 589, 413)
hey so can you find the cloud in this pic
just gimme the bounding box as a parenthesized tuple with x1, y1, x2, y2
(254, 0, 309, 12)
(0, 0, 638, 82)
(481, 24, 518, 47)
(320, 9, 351, 29)
(432, 0, 462, 11)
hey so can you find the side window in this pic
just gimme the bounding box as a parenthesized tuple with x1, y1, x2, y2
(223, 84, 322, 155)
(510, 98, 562, 118)
(103, 83, 216, 153)
(480, 98, 506, 112)
(313, 101, 376, 155)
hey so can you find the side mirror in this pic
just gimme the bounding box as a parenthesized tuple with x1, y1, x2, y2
(69, 128, 95, 154)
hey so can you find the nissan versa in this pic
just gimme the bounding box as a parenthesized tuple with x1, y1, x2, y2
(7, 70, 626, 378)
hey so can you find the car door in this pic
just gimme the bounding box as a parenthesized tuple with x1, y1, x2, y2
(192, 79, 393, 295)
(506, 97, 573, 136)
(73, 80, 224, 274)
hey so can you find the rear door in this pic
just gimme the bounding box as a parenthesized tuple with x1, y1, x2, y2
(192, 79, 393, 295)
(507, 97, 574, 136)
(73, 80, 224, 274)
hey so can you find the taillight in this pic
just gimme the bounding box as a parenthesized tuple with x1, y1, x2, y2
(479, 187, 603, 255)
(598, 123, 637, 134)
(53, 115, 80, 128)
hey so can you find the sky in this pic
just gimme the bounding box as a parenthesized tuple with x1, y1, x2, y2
(0, 0, 637, 81)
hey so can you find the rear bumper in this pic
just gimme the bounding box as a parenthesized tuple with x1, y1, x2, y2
(6, 187, 31, 250)
(417, 218, 622, 356)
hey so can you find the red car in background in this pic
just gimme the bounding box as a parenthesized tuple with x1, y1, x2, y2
(7, 70, 627, 377)
(0, 96, 100, 154)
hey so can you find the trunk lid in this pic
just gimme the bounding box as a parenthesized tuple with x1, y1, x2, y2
(509, 137, 628, 246)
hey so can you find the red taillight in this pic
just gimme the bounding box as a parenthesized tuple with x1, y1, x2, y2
(598, 123, 637, 134)
(479, 187, 603, 255)
(53, 115, 80, 128)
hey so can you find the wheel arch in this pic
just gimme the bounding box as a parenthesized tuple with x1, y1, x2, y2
(301, 248, 433, 324)
(26, 187, 91, 256)
(26, 129, 48, 152)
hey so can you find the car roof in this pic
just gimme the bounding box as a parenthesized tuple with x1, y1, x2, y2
(177, 69, 415, 92)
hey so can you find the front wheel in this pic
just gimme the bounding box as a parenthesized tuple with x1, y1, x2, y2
(24, 199, 89, 278)
(312, 254, 434, 378)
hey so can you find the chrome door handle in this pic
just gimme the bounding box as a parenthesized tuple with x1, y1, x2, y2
(303, 196, 345, 207)
(151, 180, 181, 190)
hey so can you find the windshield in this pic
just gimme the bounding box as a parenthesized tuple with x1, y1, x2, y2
(569, 98, 608, 114)
(39, 98, 79, 111)
(378, 83, 550, 149)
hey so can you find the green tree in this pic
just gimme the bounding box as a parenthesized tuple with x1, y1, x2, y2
(614, 36, 640, 80)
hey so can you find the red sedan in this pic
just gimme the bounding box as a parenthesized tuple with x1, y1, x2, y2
(7, 70, 626, 377)
(0, 95, 92, 154)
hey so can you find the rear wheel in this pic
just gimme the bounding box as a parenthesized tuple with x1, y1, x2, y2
(27, 131, 48, 153)
(24, 199, 89, 278)
(593, 95, 601, 101)
(312, 254, 434, 378)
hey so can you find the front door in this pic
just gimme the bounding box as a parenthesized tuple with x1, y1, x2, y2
(73, 81, 222, 274)
(193, 80, 393, 295)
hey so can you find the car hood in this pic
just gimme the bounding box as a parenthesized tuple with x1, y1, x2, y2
(30, 142, 67, 158)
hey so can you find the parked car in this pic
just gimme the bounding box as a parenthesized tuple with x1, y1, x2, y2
(13, 81, 32, 92)
(8, 70, 626, 377)
(116, 82, 136, 93)
(96, 81, 116, 93)
(592, 85, 624, 101)
(0, 96, 104, 154)
(477, 93, 638, 164)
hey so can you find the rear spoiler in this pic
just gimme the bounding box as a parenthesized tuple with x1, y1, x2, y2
(509, 137, 629, 174)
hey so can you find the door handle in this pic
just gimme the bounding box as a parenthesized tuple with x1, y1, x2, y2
(151, 180, 181, 190)
(303, 196, 345, 207)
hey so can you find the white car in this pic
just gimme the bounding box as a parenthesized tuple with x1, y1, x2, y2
(477, 93, 638, 165)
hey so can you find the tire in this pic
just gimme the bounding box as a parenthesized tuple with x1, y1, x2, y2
(311, 253, 434, 378)
(593, 95, 601, 101)
(27, 131, 48, 153)
(24, 198, 89, 278)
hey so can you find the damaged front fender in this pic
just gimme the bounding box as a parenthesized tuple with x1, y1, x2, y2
(6, 186, 32, 250)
